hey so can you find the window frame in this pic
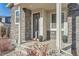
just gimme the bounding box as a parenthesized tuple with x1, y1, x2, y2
(50, 12, 56, 30)
(50, 12, 65, 30)
(15, 10, 20, 24)
(0, 18, 2, 22)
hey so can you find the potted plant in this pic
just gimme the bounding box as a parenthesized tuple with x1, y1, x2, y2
(38, 35, 43, 42)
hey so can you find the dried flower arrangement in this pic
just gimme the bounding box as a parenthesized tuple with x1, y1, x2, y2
(25, 42, 49, 56)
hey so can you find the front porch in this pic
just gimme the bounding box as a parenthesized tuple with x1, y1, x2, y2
(10, 3, 73, 56)
(11, 3, 57, 47)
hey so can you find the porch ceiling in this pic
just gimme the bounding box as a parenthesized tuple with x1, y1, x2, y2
(62, 3, 68, 9)
(20, 3, 56, 11)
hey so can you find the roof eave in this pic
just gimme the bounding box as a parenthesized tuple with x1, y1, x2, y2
(6, 3, 19, 8)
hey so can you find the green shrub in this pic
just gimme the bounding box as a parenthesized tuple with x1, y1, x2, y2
(38, 35, 43, 42)
(0, 26, 6, 38)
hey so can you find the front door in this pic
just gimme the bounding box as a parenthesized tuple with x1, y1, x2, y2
(33, 13, 40, 38)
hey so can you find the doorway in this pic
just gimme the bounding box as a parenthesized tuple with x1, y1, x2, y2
(33, 13, 40, 38)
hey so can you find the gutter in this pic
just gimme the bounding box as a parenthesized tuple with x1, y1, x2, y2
(6, 3, 19, 8)
(6, 3, 11, 7)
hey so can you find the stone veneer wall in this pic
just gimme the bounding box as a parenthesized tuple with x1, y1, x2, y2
(68, 3, 79, 55)
(10, 5, 19, 45)
(20, 8, 31, 41)
(10, 6, 31, 44)
(67, 17, 72, 43)
(20, 8, 26, 43)
(76, 16, 79, 55)
(24, 8, 31, 40)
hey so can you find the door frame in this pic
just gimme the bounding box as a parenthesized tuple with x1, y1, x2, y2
(33, 12, 40, 38)
(31, 10, 41, 39)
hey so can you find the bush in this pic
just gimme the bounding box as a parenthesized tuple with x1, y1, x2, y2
(0, 39, 13, 54)
(0, 26, 6, 38)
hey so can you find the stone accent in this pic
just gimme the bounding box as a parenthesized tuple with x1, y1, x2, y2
(24, 8, 31, 40)
(68, 3, 79, 55)
(10, 5, 32, 44)
(20, 8, 26, 43)
(20, 8, 31, 42)
(67, 17, 72, 43)
(10, 6, 19, 45)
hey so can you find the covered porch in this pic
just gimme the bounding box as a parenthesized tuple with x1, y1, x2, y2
(9, 3, 76, 56)
(14, 3, 70, 54)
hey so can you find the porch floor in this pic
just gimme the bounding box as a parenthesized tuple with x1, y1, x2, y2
(4, 40, 56, 56)
(4, 40, 72, 56)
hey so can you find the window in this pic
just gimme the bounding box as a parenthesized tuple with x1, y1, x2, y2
(61, 13, 64, 28)
(5, 17, 11, 24)
(52, 14, 56, 23)
(0, 18, 2, 22)
(52, 14, 56, 28)
(51, 13, 64, 28)
(15, 10, 20, 24)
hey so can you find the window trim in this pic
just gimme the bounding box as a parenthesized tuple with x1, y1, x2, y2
(50, 11, 65, 30)
(50, 12, 56, 30)
(15, 10, 20, 24)
(0, 18, 2, 22)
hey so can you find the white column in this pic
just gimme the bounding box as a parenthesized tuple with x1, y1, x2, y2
(56, 3, 61, 52)
(18, 6, 21, 46)
(39, 10, 43, 37)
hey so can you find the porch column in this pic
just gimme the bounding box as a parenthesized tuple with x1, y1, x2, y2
(18, 6, 21, 46)
(39, 9, 44, 41)
(56, 3, 61, 52)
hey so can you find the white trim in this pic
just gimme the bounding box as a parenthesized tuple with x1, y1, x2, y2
(50, 28, 56, 31)
(50, 12, 56, 30)
(56, 3, 61, 52)
(31, 10, 41, 38)
(14, 6, 21, 46)
(18, 6, 21, 46)
(50, 10, 66, 30)
(50, 12, 56, 25)
(15, 10, 20, 24)
(50, 29, 64, 31)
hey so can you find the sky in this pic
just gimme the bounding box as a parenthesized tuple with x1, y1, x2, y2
(0, 3, 11, 16)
